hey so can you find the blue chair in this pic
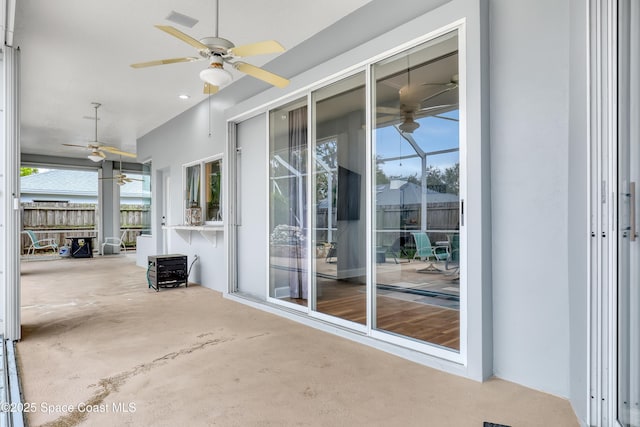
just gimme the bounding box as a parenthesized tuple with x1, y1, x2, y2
(411, 231, 448, 262)
(23, 230, 58, 256)
(445, 233, 460, 270)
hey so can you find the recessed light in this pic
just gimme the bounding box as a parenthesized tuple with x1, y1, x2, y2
(179, 94, 190, 100)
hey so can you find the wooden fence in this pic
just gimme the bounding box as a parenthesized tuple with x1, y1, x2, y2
(20, 202, 150, 254)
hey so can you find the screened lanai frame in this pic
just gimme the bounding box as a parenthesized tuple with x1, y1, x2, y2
(238, 19, 470, 366)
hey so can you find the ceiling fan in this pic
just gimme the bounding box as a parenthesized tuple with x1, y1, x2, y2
(377, 75, 459, 133)
(63, 103, 137, 162)
(99, 158, 144, 186)
(130, 0, 289, 94)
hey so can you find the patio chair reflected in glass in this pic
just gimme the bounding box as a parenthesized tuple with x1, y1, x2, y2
(446, 233, 460, 271)
(385, 236, 411, 264)
(23, 230, 58, 256)
(411, 231, 449, 262)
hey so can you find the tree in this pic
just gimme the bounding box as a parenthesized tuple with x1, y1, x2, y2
(375, 156, 390, 184)
(20, 167, 38, 177)
(421, 163, 460, 195)
(442, 163, 459, 195)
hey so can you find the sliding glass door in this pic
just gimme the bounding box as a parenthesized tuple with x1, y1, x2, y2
(265, 29, 463, 355)
(618, 1, 639, 424)
(373, 31, 461, 350)
(311, 72, 367, 325)
(268, 98, 309, 307)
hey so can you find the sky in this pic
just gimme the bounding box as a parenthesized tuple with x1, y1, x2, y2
(376, 109, 459, 179)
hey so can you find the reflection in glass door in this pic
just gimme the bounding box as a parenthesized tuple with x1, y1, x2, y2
(268, 98, 309, 307)
(373, 31, 461, 350)
(311, 72, 367, 325)
(618, 1, 639, 424)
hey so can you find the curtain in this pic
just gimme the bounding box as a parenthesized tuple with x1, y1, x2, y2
(287, 106, 308, 299)
(186, 165, 201, 207)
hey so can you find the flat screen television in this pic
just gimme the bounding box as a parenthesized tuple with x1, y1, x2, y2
(337, 166, 361, 221)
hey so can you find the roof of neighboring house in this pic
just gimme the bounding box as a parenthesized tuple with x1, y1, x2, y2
(317, 181, 458, 209)
(375, 181, 459, 205)
(20, 169, 148, 199)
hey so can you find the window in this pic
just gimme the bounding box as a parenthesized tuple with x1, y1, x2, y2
(183, 155, 223, 225)
(205, 159, 222, 222)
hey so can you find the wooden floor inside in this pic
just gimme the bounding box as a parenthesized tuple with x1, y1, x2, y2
(284, 274, 460, 351)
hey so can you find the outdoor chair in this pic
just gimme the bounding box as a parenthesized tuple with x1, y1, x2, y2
(385, 236, 411, 264)
(411, 231, 449, 262)
(445, 233, 460, 271)
(101, 230, 127, 256)
(23, 230, 58, 256)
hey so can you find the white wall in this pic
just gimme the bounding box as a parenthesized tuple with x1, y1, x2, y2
(567, 0, 589, 421)
(137, 101, 228, 292)
(489, 0, 571, 397)
(136, 0, 588, 414)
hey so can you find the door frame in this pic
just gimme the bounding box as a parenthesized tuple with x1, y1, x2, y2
(588, 0, 636, 425)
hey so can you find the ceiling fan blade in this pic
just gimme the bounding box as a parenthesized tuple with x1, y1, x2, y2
(229, 40, 285, 57)
(130, 57, 200, 68)
(155, 25, 210, 51)
(62, 143, 90, 149)
(98, 146, 137, 158)
(203, 83, 219, 95)
(233, 62, 289, 88)
(417, 103, 458, 114)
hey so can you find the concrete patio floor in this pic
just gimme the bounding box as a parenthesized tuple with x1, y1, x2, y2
(18, 256, 578, 427)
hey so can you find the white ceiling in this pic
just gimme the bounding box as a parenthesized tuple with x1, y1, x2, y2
(14, 0, 372, 161)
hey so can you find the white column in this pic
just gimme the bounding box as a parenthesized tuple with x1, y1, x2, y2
(3, 46, 20, 341)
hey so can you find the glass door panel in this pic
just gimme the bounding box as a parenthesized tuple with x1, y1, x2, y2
(618, 1, 640, 424)
(268, 98, 309, 307)
(373, 31, 461, 350)
(311, 72, 367, 324)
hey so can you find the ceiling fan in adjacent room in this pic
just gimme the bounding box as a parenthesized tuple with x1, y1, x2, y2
(377, 74, 459, 133)
(99, 159, 144, 186)
(63, 103, 137, 162)
(130, 0, 290, 94)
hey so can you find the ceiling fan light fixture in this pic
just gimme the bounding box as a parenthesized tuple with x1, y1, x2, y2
(199, 57, 232, 87)
(88, 151, 104, 162)
(399, 118, 420, 133)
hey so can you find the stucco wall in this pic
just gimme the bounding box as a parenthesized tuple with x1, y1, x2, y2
(489, 0, 571, 398)
(137, 101, 228, 292)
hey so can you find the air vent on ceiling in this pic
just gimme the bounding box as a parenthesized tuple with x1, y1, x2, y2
(165, 10, 199, 28)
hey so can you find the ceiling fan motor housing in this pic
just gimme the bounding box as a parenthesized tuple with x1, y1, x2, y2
(198, 36, 235, 56)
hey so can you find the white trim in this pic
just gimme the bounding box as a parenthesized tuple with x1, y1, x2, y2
(266, 296, 309, 314)
(307, 90, 315, 316)
(366, 62, 374, 335)
(182, 153, 224, 226)
(3, 46, 21, 341)
(457, 20, 468, 366)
